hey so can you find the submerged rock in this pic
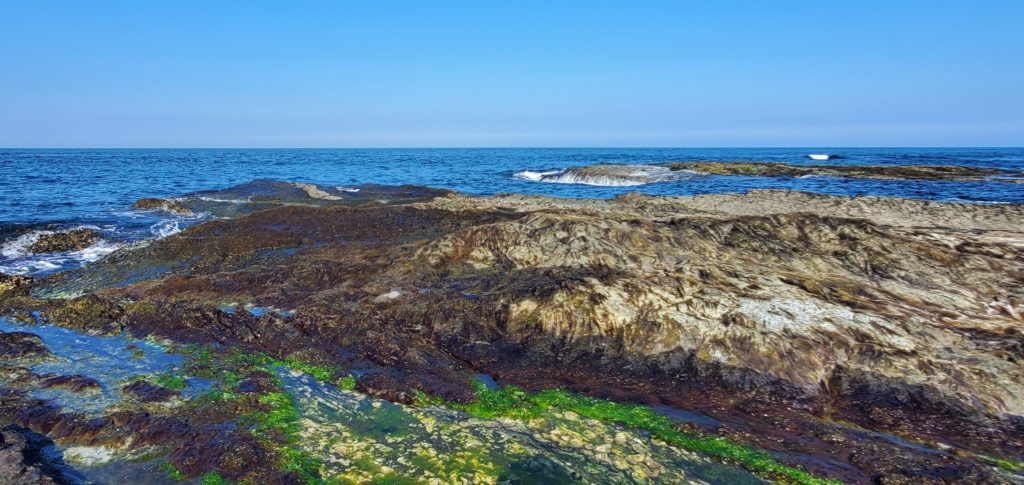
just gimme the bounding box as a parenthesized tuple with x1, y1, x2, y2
(25, 228, 100, 254)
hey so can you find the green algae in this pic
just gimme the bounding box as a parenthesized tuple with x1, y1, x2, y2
(984, 456, 1024, 473)
(281, 356, 335, 382)
(158, 461, 187, 481)
(336, 374, 357, 391)
(155, 371, 188, 390)
(452, 380, 838, 485)
(200, 471, 237, 485)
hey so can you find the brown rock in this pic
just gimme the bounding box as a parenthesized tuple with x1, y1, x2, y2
(122, 380, 179, 402)
(26, 229, 100, 254)
(132, 198, 192, 215)
(0, 332, 50, 359)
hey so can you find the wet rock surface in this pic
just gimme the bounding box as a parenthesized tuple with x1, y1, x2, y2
(2, 180, 1023, 483)
(25, 229, 100, 254)
(121, 380, 179, 402)
(131, 198, 193, 216)
(0, 332, 50, 359)
(0, 274, 32, 297)
(0, 425, 66, 485)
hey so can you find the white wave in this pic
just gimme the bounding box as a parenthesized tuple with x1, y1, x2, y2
(0, 259, 62, 275)
(337, 186, 361, 193)
(69, 239, 123, 263)
(197, 196, 250, 204)
(808, 154, 833, 161)
(0, 225, 102, 259)
(513, 169, 566, 182)
(1, 231, 50, 259)
(150, 220, 182, 238)
(515, 165, 684, 186)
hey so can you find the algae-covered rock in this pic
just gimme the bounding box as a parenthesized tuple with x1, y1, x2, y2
(25, 228, 99, 254)
(0, 332, 50, 359)
(132, 198, 193, 216)
(6, 181, 1023, 483)
(0, 274, 32, 297)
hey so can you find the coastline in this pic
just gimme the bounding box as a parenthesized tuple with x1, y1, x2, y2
(2, 180, 1022, 483)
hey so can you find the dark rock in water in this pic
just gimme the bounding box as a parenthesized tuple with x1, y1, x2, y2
(37, 375, 101, 394)
(122, 380, 179, 402)
(0, 332, 50, 359)
(0, 274, 32, 297)
(0, 425, 64, 484)
(132, 198, 193, 215)
(26, 229, 100, 254)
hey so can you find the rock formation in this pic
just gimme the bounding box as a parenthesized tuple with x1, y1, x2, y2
(2, 180, 1022, 483)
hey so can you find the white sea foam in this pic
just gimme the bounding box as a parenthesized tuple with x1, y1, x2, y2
(150, 220, 182, 238)
(0, 227, 123, 276)
(0, 231, 49, 259)
(514, 165, 685, 186)
(70, 239, 123, 263)
(337, 186, 361, 193)
(197, 196, 250, 204)
(513, 169, 566, 182)
(0, 225, 102, 259)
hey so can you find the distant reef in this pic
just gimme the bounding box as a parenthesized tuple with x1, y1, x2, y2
(516, 160, 1024, 186)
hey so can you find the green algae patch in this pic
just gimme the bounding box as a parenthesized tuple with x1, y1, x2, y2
(200, 472, 237, 485)
(155, 371, 188, 390)
(337, 374, 357, 391)
(159, 461, 187, 481)
(454, 380, 839, 485)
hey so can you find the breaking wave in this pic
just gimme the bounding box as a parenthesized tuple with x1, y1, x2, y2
(150, 220, 182, 238)
(0, 227, 124, 276)
(514, 165, 689, 186)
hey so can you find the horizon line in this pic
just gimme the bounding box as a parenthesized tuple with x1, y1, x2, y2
(3, 145, 1023, 150)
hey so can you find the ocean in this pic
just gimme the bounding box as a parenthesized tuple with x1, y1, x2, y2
(2, 147, 1022, 276)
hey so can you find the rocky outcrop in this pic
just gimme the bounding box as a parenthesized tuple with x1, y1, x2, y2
(6, 182, 1024, 483)
(0, 425, 64, 485)
(25, 229, 99, 254)
(0, 332, 50, 359)
(132, 198, 193, 216)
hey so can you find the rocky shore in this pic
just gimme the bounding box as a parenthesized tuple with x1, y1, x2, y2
(1, 180, 1022, 484)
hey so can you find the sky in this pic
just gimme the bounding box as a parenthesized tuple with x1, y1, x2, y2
(0, 1, 1022, 147)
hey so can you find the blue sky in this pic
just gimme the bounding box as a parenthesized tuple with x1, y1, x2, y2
(1, 1, 1021, 147)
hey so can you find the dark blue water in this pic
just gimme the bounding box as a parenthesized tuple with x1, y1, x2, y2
(2, 147, 1022, 275)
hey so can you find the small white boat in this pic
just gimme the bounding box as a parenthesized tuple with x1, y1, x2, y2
(808, 154, 832, 161)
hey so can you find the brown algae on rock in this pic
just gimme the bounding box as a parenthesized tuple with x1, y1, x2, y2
(3, 181, 1023, 483)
